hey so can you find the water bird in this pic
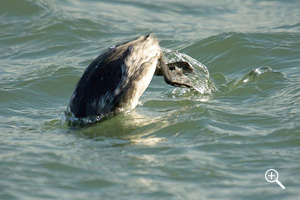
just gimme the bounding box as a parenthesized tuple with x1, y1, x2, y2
(67, 34, 194, 125)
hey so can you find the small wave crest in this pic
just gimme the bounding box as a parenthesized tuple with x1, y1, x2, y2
(64, 107, 110, 127)
(229, 66, 284, 90)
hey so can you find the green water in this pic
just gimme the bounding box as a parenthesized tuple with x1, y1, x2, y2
(1, 0, 300, 199)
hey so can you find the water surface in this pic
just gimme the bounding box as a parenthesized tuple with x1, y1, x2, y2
(1, 0, 300, 199)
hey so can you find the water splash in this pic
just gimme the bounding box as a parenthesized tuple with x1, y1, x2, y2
(162, 47, 216, 99)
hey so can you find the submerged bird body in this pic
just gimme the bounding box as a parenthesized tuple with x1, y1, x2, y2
(69, 34, 161, 119)
(67, 34, 194, 124)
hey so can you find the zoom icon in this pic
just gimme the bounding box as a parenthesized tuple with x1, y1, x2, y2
(265, 169, 285, 189)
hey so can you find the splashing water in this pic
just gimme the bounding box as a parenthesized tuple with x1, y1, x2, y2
(162, 47, 217, 99)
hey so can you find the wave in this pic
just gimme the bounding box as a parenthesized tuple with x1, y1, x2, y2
(227, 66, 285, 91)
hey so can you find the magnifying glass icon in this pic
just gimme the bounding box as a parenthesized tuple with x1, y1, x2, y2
(265, 169, 285, 189)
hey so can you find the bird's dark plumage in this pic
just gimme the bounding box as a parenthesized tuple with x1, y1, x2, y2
(69, 34, 161, 119)
(67, 34, 194, 125)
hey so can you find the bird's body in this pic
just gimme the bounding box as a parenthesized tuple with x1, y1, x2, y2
(69, 34, 160, 119)
(67, 34, 194, 125)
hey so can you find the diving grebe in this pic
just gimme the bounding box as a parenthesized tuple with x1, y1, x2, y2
(67, 34, 194, 123)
